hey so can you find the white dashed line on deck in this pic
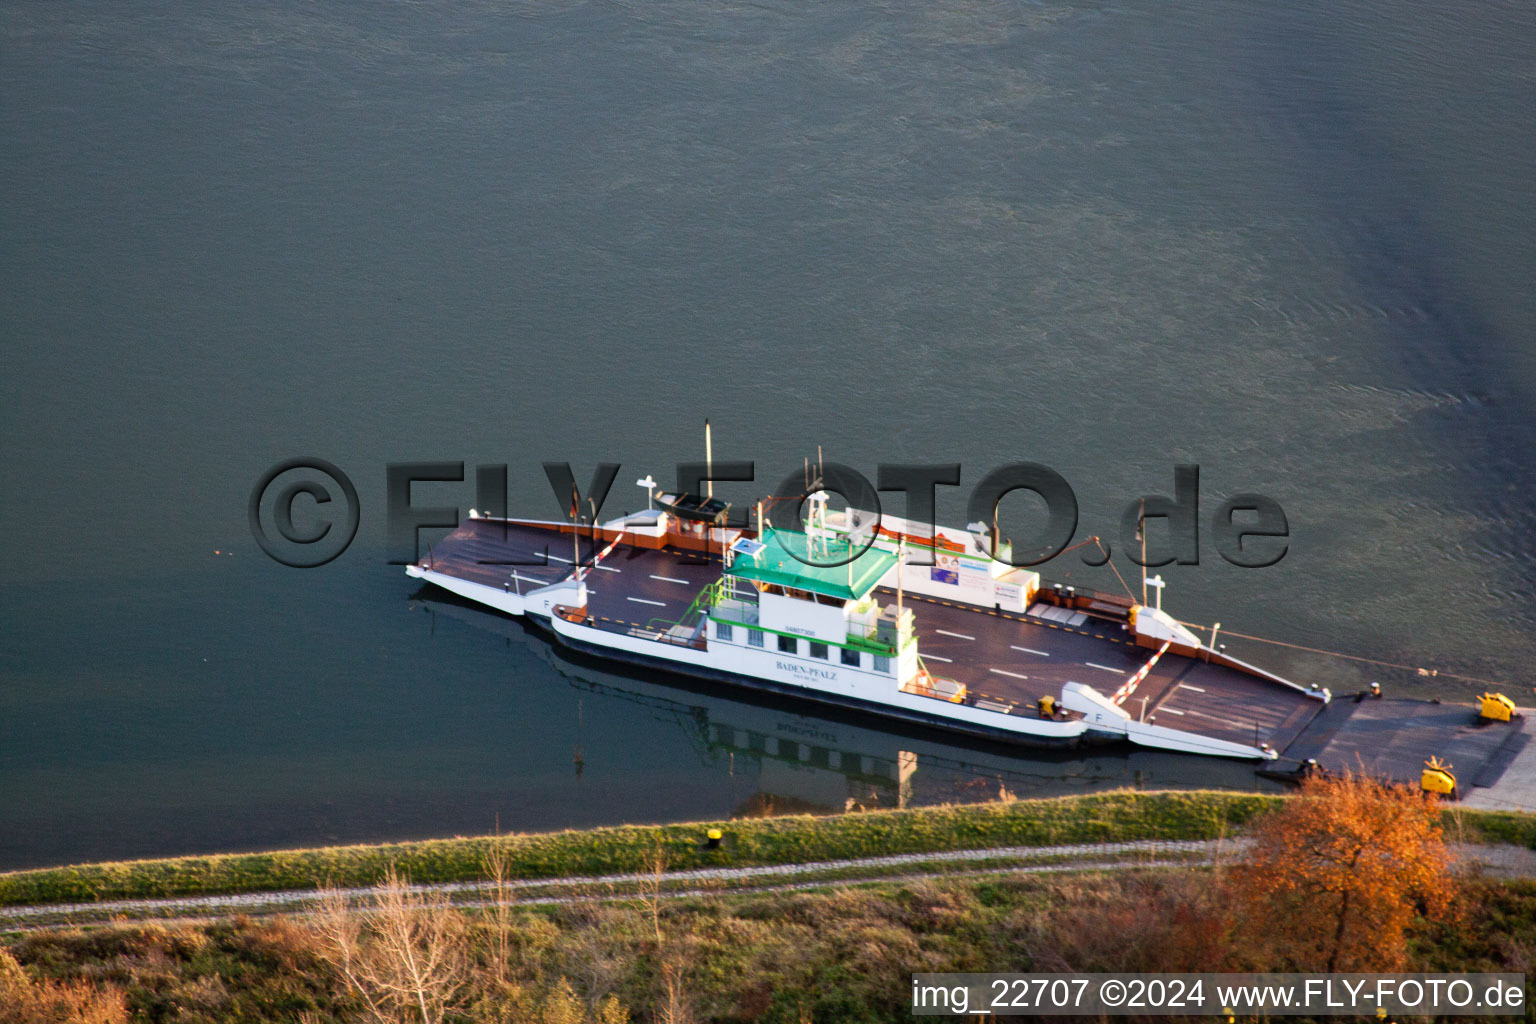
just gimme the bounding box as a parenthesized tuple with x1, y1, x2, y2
(546, 554, 573, 564)
(989, 668, 1030, 680)
(1168, 705, 1252, 729)
(1011, 646, 1050, 656)
(627, 597, 667, 607)
(1178, 683, 1206, 693)
(936, 629, 976, 641)
(1085, 662, 1124, 674)
(650, 575, 689, 584)
(922, 654, 954, 663)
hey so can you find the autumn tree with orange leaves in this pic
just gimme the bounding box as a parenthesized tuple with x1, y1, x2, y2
(1232, 770, 1457, 972)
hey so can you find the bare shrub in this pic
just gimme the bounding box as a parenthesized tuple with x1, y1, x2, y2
(556, 905, 626, 1011)
(655, 957, 693, 1024)
(1020, 871, 1235, 973)
(312, 866, 469, 1024)
(638, 846, 667, 948)
(631, 846, 696, 1024)
(0, 947, 129, 1024)
(533, 978, 583, 1024)
(484, 842, 516, 985)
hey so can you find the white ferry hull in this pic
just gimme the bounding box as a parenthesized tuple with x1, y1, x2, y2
(543, 612, 1091, 748)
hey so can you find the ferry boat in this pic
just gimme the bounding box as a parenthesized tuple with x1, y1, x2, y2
(405, 477, 1335, 761)
(412, 581, 1284, 809)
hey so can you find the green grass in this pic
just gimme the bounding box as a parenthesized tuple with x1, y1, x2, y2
(0, 789, 1528, 909)
(1444, 804, 1536, 849)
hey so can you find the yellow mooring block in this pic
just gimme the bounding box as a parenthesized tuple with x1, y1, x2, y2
(1421, 756, 1456, 797)
(1479, 692, 1517, 722)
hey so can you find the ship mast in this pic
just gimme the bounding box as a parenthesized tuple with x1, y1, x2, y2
(704, 419, 715, 562)
(1139, 498, 1147, 606)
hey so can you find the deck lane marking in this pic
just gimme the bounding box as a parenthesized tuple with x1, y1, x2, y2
(1178, 683, 1207, 693)
(594, 565, 621, 573)
(1157, 707, 1186, 716)
(650, 575, 689, 584)
(1169, 705, 1269, 730)
(1085, 662, 1125, 674)
(989, 668, 1030, 681)
(546, 554, 573, 563)
(627, 597, 666, 607)
(936, 629, 976, 641)
(922, 654, 954, 663)
(1011, 645, 1050, 656)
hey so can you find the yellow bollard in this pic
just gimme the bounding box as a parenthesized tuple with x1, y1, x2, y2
(1421, 757, 1456, 797)
(1479, 692, 1516, 722)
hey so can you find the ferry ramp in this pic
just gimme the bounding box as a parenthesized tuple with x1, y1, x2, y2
(418, 518, 597, 590)
(1274, 694, 1530, 805)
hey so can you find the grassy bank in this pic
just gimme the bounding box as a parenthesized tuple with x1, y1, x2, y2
(7, 873, 1535, 1024)
(2, 790, 1531, 908)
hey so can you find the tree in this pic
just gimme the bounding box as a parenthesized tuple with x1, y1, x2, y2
(1233, 771, 1456, 971)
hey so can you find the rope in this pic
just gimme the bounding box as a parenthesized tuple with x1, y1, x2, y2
(1050, 535, 1137, 604)
(1174, 620, 1510, 689)
(1095, 537, 1136, 604)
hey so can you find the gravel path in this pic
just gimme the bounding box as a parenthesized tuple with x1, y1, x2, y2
(2, 839, 1529, 930)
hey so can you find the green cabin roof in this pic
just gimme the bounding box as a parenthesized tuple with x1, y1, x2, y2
(725, 528, 897, 601)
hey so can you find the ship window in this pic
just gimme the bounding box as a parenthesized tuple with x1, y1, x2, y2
(715, 621, 733, 642)
(840, 648, 861, 667)
(778, 635, 798, 654)
(809, 642, 828, 659)
(748, 629, 764, 647)
(874, 655, 890, 672)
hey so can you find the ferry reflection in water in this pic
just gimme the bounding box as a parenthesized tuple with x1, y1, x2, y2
(410, 587, 1282, 818)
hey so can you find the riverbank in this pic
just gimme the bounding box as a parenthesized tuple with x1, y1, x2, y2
(6, 869, 1535, 1023)
(5, 786, 1536, 1022)
(8, 837, 1535, 934)
(4, 789, 1533, 909)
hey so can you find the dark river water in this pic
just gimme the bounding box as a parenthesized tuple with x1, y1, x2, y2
(2, 0, 1533, 870)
